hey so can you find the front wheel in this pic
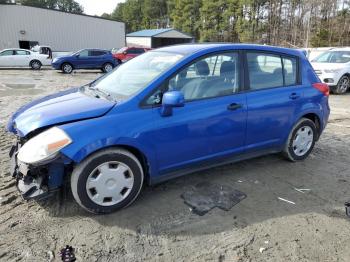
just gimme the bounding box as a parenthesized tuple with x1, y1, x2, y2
(102, 63, 113, 73)
(333, 75, 350, 94)
(30, 60, 42, 70)
(61, 63, 73, 74)
(71, 148, 144, 214)
(283, 118, 317, 162)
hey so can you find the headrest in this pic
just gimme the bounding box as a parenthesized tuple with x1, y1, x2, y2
(220, 61, 235, 78)
(195, 61, 210, 76)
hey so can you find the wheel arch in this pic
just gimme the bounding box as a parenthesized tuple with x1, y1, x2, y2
(61, 61, 74, 69)
(70, 143, 151, 184)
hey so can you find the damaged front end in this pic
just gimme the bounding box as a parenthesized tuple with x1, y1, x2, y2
(9, 129, 73, 201)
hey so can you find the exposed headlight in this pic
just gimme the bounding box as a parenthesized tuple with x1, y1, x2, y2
(324, 69, 339, 73)
(52, 58, 60, 63)
(18, 127, 72, 164)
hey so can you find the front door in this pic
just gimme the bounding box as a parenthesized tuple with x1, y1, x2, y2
(245, 51, 302, 151)
(145, 51, 247, 177)
(0, 50, 15, 67)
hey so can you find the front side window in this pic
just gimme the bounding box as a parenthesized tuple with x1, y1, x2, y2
(0, 50, 14, 56)
(90, 51, 183, 101)
(127, 48, 145, 54)
(146, 52, 240, 105)
(247, 52, 284, 90)
(77, 50, 89, 57)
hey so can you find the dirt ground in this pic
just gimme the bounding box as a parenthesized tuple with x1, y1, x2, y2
(1, 69, 350, 262)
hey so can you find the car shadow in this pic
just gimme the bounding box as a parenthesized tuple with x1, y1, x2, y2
(41, 128, 350, 237)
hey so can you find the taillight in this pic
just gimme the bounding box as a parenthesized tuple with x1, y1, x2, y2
(312, 82, 329, 96)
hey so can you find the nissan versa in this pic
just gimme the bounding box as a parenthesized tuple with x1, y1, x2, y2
(7, 44, 330, 214)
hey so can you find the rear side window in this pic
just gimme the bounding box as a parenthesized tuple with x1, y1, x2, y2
(283, 57, 297, 86)
(247, 53, 283, 90)
(247, 52, 298, 90)
(90, 50, 106, 56)
(15, 50, 30, 55)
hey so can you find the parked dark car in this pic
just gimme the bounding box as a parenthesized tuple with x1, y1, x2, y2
(112, 47, 151, 63)
(52, 49, 118, 74)
(8, 44, 330, 214)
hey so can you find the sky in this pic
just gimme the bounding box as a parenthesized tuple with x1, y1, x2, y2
(76, 0, 125, 16)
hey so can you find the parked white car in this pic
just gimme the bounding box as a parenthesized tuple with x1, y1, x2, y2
(311, 48, 350, 94)
(0, 48, 51, 70)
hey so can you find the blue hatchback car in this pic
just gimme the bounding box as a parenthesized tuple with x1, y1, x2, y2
(8, 44, 330, 214)
(51, 49, 118, 74)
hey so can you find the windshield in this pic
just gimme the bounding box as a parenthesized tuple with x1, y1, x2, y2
(312, 51, 350, 63)
(89, 51, 184, 101)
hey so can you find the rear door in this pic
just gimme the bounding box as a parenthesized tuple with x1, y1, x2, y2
(13, 50, 31, 66)
(245, 51, 302, 152)
(89, 50, 107, 68)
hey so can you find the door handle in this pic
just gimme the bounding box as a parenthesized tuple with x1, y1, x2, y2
(227, 103, 242, 111)
(289, 93, 300, 100)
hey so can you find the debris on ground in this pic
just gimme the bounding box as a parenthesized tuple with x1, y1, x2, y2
(59, 246, 76, 262)
(294, 188, 311, 194)
(345, 202, 350, 217)
(181, 182, 246, 216)
(277, 197, 296, 205)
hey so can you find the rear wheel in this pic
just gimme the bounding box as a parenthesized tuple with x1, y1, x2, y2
(62, 63, 73, 74)
(71, 148, 144, 214)
(333, 75, 350, 94)
(102, 63, 113, 73)
(283, 118, 317, 162)
(30, 60, 42, 70)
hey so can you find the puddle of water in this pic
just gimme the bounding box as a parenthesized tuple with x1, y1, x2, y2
(4, 83, 36, 89)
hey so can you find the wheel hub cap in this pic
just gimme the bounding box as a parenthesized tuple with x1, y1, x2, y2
(292, 126, 313, 156)
(86, 161, 134, 206)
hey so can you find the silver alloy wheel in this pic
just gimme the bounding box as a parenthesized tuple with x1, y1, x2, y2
(292, 126, 314, 156)
(338, 76, 350, 93)
(104, 63, 113, 72)
(31, 61, 41, 69)
(63, 64, 73, 73)
(86, 161, 134, 206)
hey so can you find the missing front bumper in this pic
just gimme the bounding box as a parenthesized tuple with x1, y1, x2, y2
(9, 143, 59, 201)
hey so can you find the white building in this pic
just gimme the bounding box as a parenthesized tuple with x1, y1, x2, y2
(0, 4, 126, 51)
(126, 29, 194, 48)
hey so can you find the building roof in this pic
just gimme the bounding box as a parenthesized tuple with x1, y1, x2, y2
(126, 29, 172, 37)
(0, 3, 123, 23)
(126, 28, 193, 39)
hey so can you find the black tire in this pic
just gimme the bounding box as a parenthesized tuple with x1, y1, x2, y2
(30, 60, 42, 70)
(61, 63, 73, 74)
(333, 75, 350, 94)
(102, 62, 113, 73)
(283, 118, 317, 162)
(71, 148, 144, 214)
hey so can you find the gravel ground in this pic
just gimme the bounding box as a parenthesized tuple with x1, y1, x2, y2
(1, 69, 350, 262)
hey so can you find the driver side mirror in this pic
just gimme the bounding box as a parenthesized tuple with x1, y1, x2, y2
(123, 51, 127, 55)
(160, 91, 185, 117)
(75, 54, 80, 58)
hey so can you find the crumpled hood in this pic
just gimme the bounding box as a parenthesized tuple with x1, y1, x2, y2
(7, 88, 115, 137)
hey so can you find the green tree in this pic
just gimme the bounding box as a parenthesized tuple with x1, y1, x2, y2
(171, 0, 202, 39)
(19, 0, 83, 13)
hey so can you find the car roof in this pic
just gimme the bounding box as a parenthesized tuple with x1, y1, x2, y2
(1, 48, 31, 52)
(154, 43, 304, 57)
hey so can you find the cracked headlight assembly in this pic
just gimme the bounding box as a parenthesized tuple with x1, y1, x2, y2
(18, 127, 72, 164)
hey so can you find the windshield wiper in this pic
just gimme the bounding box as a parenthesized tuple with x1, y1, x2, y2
(87, 86, 113, 101)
